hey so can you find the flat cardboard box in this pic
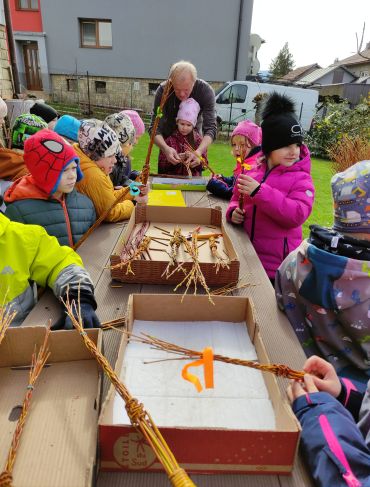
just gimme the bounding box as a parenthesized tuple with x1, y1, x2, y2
(110, 205, 240, 286)
(0, 327, 100, 487)
(99, 294, 300, 475)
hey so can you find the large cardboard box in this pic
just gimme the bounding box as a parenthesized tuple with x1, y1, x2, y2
(110, 206, 240, 286)
(99, 294, 301, 475)
(0, 327, 100, 487)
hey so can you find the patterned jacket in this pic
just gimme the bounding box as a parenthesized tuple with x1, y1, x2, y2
(158, 129, 204, 176)
(276, 225, 370, 382)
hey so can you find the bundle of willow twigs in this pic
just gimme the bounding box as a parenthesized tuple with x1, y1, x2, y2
(110, 236, 152, 274)
(0, 328, 50, 487)
(128, 332, 305, 381)
(211, 274, 257, 296)
(162, 226, 183, 278)
(63, 297, 195, 487)
(141, 79, 173, 185)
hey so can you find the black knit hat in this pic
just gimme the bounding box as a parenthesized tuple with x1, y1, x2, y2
(261, 92, 303, 155)
(30, 102, 59, 124)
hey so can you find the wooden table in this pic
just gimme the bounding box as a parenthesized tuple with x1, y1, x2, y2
(23, 190, 314, 487)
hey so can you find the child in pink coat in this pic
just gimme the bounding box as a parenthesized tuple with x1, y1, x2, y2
(206, 119, 261, 199)
(226, 93, 315, 284)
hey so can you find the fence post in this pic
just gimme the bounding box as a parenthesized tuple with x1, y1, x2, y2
(87, 70, 92, 116)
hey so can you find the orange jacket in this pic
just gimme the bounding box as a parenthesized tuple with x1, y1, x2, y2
(0, 148, 29, 181)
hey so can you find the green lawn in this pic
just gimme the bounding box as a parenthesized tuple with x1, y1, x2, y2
(131, 134, 333, 238)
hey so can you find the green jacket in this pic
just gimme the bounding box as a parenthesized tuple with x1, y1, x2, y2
(0, 213, 94, 325)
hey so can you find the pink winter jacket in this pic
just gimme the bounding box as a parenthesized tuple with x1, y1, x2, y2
(226, 144, 315, 278)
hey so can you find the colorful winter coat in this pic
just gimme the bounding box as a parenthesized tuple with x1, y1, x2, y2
(206, 148, 261, 200)
(0, 147, 28, 181)
(0, 213, 94, 326)
(4, 175, 96, 247)
(276, 225, 370, 382)
(226, 144, 314, 278)
(74, 144, 135, 222)
(292, 379, 370, 487)
(158, 129, 204, 176)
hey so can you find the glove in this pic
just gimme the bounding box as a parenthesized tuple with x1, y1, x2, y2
(51, 291, 101, 330)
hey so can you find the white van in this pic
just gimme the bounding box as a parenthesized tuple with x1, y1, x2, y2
(215, 81, 319, 131)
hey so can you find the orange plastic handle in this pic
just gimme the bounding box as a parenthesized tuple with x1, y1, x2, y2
(182, 347, 214, 393)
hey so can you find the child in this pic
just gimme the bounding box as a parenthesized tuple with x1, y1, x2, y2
(74, 119, 140, 222)
(105, 112, 138, 187)
(276, 160, 370, 385)
(226, 92, 315, 284)
(122, 109, 145, 143)
(54, 114, 81, 144)
(206, 119, 262, 199)
(4, 129, 96, 247)
(158, 97, 205, 176)
(0, 210, 100, 329)
(287, 355, 370, 487)
(11, 113, 47, 149)
(30, 101, 59, 129)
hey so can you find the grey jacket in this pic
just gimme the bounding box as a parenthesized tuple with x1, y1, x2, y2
(149, 79, 217, 140)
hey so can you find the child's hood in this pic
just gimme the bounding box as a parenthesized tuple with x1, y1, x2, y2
(293, 239, 370, 313)
(4, 175, 50, 203)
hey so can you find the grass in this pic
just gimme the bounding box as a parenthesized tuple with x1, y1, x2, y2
(131, 133, 333, 238)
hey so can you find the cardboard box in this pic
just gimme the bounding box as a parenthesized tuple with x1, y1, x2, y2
(99, 294, 300, 475)
(0, 327, 100, 487)
(110, 206, 240, 286)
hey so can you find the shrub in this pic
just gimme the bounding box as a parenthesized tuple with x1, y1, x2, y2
(306, 98, 370, 159)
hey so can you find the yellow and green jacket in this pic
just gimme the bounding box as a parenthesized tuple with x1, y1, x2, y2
(0, 213, 94, 326)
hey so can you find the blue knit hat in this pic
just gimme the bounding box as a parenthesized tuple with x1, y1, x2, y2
(331, 160, 370, 234)
(54, 115, 81, 142)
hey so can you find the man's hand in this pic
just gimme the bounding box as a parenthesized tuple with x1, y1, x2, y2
(237, 174, 260, 196)
(165, 146, 181, 165)
(287, 374, 318, 403)
(303, 355, 341, 397)
(231, 207, 245, 224)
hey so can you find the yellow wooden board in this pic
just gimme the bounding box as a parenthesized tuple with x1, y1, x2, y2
(148, 189, 186, 207)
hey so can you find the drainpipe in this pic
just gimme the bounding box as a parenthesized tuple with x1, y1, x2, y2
(3, 0, 21, 97)
(233, 0, 244, 80)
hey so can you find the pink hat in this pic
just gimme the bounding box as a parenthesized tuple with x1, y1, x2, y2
(231, 120, 262, 147)
(120, 110, 145, 137)
(176, 98, 200, 127)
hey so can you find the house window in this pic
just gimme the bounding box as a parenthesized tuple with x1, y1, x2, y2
(95, 80, 106, 94)
(148, 82, 160, 95)
(16, 0, 38, 10)
(67, 78, 78, 92)
(80, 19, 112, 48)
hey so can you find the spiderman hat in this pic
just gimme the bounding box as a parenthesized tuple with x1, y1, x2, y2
(24, 129, 83, 195)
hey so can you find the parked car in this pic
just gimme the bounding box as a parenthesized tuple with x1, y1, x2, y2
(215, 81, 319, 131)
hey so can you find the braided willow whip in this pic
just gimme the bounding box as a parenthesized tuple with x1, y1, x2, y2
(0, 328, 51, 487)
(183, 140, 216, 176)
(63, 298, 195, 487)
(162, 227, 183, 278)
(141, 79, 173, 185)
(0, 306, 17, 346)
(165, 231, 213, 303)
(110, 236, 152, 274)
(73, 185, 131, 251)
(128, 332, 305, 381)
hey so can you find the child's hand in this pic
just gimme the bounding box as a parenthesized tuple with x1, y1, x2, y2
(134, 194, 148, 205)
(231, 207, 245, 224)
(287, 374, 318, 403)
(139, 184, 149, 196)
(303, 355, 341, 397)
(237, 174, 260, 195)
